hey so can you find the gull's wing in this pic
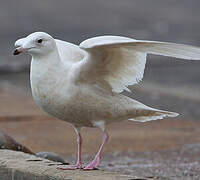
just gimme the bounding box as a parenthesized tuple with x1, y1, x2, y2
(78, 36, 200, 93)
(55, 39, 85, 65)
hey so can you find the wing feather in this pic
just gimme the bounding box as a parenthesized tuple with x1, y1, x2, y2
(78, 36, 200, 93)
(55, 39, 84, 65)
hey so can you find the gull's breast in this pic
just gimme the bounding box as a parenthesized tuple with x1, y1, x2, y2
(31, 79, 94, 127)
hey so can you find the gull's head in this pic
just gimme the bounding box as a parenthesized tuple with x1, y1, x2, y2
(13, 32, 56, 57)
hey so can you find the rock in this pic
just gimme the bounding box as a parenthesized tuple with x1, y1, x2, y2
(0, 131, 69, 164)
(0, 131, 34, 154)
(0, 150, 137, 180)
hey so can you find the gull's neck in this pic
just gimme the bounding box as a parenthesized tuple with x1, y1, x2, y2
(30, 48, 63, 88)
(31, 48, 61, 68)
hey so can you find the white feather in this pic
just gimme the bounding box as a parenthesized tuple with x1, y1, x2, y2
(79, 36, 200, 93)
(129, 109, 179, 122)
(55, 39, 84, 65)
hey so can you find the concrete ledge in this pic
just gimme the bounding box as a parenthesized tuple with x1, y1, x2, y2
(0, 150, 138, 180)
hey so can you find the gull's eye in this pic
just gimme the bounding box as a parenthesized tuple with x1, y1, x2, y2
(37, 39, 43, 44)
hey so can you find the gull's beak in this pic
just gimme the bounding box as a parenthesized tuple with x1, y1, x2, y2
(13, 47, 25, 56)
(13, 38, 27, 56)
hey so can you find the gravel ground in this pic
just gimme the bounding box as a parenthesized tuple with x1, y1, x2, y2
(104, 145, 200, 179)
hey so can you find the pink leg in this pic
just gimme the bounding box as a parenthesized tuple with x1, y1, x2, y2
(83, 130, 109, 170)
(57, 128, 82, 170)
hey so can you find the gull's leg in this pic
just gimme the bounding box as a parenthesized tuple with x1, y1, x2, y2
(57, 127, 82, 170)
(83, 130, 109, 170)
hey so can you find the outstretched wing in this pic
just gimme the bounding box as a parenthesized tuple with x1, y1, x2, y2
(78, 36, 200, 93)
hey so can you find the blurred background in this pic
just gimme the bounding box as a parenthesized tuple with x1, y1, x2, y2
(0, 0, 200, 178)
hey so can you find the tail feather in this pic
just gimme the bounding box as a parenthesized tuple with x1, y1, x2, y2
(128, 109, 179, 122)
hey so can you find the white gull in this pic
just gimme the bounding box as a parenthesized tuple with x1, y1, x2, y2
(13, 32, 200, 170)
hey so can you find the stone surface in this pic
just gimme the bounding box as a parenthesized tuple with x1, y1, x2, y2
(36, 151, 68, 164)
(0, 150, 139, 180)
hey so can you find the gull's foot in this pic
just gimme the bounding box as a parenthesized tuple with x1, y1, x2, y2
(83, 156, 101, 170)
(57, 163, 82, 170)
